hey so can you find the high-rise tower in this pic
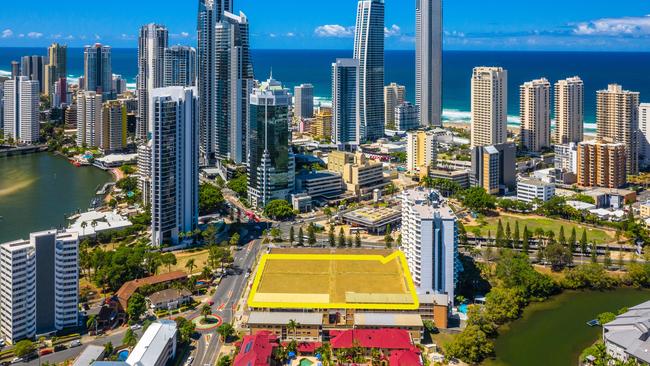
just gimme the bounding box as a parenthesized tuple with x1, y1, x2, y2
(353, 0, 385, 142)
(470, 67, 507, 148)
(151, 87, 199, 246)
(554, 77, 584, 144)
(137, 24, 169, 140)
(215, 11, 254, 164)
(415, 0, 442, 127)
(197, 0, 233, 165)
(84, 44, 113, 100)
(520, 78, 551, 152)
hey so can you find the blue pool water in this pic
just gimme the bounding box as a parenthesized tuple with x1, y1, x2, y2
(458, 304, 468, 314)
(117, 350, 129, 361)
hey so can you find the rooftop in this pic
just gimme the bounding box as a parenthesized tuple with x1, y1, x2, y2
(147, 288, 191, 304)
(248, 249, 418, 310)
(126, 320, 177, 366)
(604, 301, 650, 363)
(73, 345, 105, 366)
(68, 210, 132, 238)
(116, 271, 187, 309)
(247, 312, 323, 326)
(233, 331, 279, 366)
(330, 329, 416, 350)
(353, 313, 423, 327)
(342, 206, 401, 226)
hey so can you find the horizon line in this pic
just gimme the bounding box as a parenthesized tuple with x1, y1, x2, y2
(0, 46, 650, 54)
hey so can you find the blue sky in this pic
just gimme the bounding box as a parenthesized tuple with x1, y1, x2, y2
(1, 0, 649, 50)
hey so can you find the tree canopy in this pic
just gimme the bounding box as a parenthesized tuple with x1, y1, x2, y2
(264, 199, 295, 220)
(199, 183, 224, 216)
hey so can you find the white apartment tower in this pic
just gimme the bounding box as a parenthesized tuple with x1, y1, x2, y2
(332, 59, 360, 148)
(640, 103, 650, 168)
(415, 0, 442, 127)
(384, 82, 405, 128)
(0, 230, 79, 343)
(137, 24, 169, 140)
(596, 84, 640, 175)
(164, 45, 197, 88)
(554, 77, 584, 144)
(401, 188, 459, 305)
(471, 67, 507, 148)
(294, 83, 314, 120)
(151, 87, 199, 247)
(353, 0, 385, 142)
(76, 91, 103, 147)
(3, 77, 39, 144)
(520, 78, 551, 152)
(214, 11, 254, 164)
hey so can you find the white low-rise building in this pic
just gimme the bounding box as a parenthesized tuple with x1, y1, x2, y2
(68, 210, 132, 238)
(602, 300, 650, 364)
(517, 179, 555, 203)
(126, 320, 177, 366)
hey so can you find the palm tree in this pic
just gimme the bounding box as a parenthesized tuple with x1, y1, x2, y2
(201, 304, 212, 319)
(91, 220, 98, 236)
(81, 221, 87, 236)
(335, 349, 347, 365)
(185, 258, 196, 275)
(287, 319, 300, 340)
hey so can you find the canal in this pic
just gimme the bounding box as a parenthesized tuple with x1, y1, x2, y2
(0, 153, 113, 243)
(484, 288, 650, 366)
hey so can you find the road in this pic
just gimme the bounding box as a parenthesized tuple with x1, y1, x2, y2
(23, 327, 138, 366)
(192, 229, 264, 366)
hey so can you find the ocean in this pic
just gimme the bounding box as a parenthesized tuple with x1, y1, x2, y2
(2, 48, 650, 131)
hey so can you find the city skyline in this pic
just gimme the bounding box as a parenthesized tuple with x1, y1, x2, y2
(0, 1, 649, 51)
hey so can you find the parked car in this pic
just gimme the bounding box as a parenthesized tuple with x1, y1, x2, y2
(10, 358, 23, 364)
(69, 340, 82, 348)
(130, 324, 142, 330)
(39, 349, 53, 356)
(184, 356, 194, 366)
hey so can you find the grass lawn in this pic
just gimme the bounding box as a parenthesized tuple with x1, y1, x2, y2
(466, 213, 616, 244)
(430, 332, 457, 349)
(168, 249, 210, 274)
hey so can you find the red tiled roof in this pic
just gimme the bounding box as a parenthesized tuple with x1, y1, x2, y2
(115, 271, 187, 309)
(234, 331, 279, 366)
(281, 342, 322, 354)
(389, 350, 422, 366)
(330, 329, 414, 350)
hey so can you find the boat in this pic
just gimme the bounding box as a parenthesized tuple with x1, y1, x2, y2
(586, 319, 599, 327)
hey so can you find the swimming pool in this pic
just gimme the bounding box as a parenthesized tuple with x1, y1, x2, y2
(299, 358, 314, 366)
(117, 350, 129, 361)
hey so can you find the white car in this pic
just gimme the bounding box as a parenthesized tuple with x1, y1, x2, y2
(130, 324, 142, 330)
(11, 358, 23, 364)
(184, 356, 194, 366)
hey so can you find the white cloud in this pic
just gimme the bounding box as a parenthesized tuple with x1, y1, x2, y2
(286, 32, 295, 37)
(314, 24, 354, 38)
(27, 32, 43, 39)
(384, 24, 401, 37)
(1, 29, 13, 38)
(180, 31, 189, 38)
(51, 34, 62, 39)
(573, 15, 650, 36)
(94, 34, 101, 40)
(269, 33, 277, 38)
(66, 35, 75, 40)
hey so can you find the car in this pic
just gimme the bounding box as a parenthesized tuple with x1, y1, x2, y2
(130, 324, 142, 330)
(39, 349, 53, 356)
(10, 358, 23, 364)
(184, 356, 194, 366)
(69, 340, 82, 348)
(208, 300, 214, 306)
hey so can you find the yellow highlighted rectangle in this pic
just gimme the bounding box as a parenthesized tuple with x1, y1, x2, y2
(247, 251, 420, 310)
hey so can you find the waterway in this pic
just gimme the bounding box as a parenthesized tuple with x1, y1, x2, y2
(484, 288, 650, 366)
(0, 153, 113, 243)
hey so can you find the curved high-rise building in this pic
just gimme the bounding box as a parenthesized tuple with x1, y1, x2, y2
(215, 11, 254, 164)
(83, 44, 113, 100)
(197, 0, 233, 165)
(353, 0, 385, 143)
(415, 0, 442, 127)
